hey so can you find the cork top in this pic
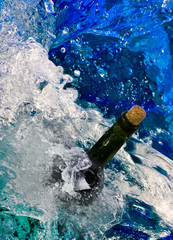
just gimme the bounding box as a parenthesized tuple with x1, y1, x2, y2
(126, 105, 146, 126)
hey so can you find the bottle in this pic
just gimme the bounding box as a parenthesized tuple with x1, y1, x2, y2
(76, 105, 146, 204)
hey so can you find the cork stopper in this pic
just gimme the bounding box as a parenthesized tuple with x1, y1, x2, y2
(126, 105, 146, 126)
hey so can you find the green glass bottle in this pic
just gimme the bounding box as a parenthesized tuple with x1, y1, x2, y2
(77, 105, 146, 203)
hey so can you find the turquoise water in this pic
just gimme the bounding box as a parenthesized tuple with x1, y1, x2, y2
(0, 0, 173, 239)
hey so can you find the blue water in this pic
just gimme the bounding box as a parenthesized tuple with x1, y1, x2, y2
(48, 0, 173, 159)
(0, 0, 173, 239)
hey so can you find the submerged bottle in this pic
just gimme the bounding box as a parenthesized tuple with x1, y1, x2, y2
(75, 105, 146, 203)
(51, 105, 146, 204)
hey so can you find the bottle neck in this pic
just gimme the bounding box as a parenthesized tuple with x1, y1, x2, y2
(116, 111, 140, 137)
(87, 112, 140, 168)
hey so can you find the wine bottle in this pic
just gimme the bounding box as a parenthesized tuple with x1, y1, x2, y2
(77, 105, 146, 203)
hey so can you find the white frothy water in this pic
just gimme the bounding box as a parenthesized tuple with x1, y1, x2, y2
(0, 30, 116, 236)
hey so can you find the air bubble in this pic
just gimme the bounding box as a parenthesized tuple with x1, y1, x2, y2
(44, 0, 55, 14)
(74, 70, 80, 77)
(60, 47, 66, 53)
(128, 68, 133, 75)
(62, 28, 69, 35)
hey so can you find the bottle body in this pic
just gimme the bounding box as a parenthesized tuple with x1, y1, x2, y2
(51, 106, 146, 204)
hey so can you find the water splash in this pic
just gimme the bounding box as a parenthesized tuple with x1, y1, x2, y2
(0, 0, 173, 239)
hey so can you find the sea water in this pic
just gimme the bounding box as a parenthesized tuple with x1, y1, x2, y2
(0, 0, 173, 239)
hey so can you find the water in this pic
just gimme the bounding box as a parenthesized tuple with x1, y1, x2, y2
(0, 0, 173, 239)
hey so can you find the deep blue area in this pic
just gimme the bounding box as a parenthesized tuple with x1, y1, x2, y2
(46, 0, 173, 160)
(105, 224, 150, 239)
(49, 33, 173, 160)
(49, 34, 154, 114)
